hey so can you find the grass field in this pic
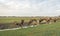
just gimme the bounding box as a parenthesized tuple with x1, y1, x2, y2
(0, 22, 60, 36)
(0, 17, 39, 23)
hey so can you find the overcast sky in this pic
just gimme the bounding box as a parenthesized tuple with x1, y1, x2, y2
(0, 0, 60, 16)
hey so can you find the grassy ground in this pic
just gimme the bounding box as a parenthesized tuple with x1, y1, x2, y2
(0, 17, 39, 23)
(0, 22, 60, 36)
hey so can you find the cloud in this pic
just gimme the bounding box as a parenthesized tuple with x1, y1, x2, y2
(0, 0, 59, 16)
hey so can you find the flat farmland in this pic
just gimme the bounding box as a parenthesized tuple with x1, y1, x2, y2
(0, 17, 40, 23)
(0, 22, 60, 36)
(0, 17, 60, 36)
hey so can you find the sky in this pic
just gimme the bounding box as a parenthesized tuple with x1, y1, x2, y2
(0, 0, 60, 16)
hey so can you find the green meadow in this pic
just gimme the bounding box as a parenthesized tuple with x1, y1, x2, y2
(0, 17, 39, 23)
(0, 22, 60, 36)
